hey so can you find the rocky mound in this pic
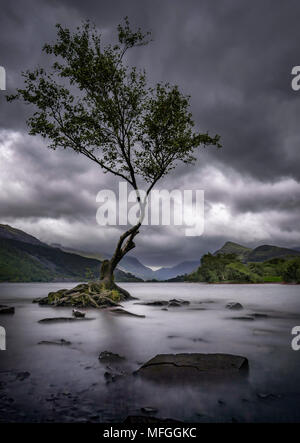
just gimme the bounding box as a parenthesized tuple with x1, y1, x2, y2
(33, 281, 123, 308)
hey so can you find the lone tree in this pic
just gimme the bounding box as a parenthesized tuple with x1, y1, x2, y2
(8, 19, 221, 303)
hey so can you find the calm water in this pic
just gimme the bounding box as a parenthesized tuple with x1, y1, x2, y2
(1, 282, 300, 422)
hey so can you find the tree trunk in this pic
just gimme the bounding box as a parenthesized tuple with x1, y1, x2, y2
(99, 221, 142, 300)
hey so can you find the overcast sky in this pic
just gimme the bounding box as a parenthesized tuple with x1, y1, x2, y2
(0, 0, 300, 266)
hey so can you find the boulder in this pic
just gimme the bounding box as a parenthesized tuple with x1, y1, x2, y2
(72, 309, 85, 318)
(135, 353, 249, 382)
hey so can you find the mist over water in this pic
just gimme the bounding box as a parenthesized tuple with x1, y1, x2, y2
(1, 282, 300, 422)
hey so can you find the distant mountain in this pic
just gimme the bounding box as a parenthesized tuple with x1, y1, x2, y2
(0, 225, 141, 283)
(119, 256, 155, 281)
(214, 241, 252, 262)
(293, 247, 300, 252)
(247, 245, 300, 262)
(118, 257, 200, 281)
(153, 261, 200, 280)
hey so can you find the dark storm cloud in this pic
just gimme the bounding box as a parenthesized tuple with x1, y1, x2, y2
(0, 0, 300, 265)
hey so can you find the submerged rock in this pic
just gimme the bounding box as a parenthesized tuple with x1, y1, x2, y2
(0, 305, 15, 314)
(134, 301, 168, 306)
(226, 302, 243, 310)
(110, 308, 145, 318)
(135, 353, 249, 382)
(38, 339, 71, 346)
(38, 317, 94, 324)
(99, 351, 125, 362)
(168, 301, 181, 307)
(251, 313, 269, 319)
(16, 371, 30, 381)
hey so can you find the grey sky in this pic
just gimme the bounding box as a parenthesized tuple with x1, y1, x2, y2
(0, 0, 300, 266)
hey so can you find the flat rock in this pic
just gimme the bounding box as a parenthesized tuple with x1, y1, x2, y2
(251, 313, 269, 319)
(134, 301, 168, 306)
(38, 339, 71, 346)
(169, 299, 190, 305)
(110, 308, 145, 318)
(0, 305, 15, 314)
(135, 353, 249, 382)
(38, 317, 94, 323)
(99, 351, 125, 362)
(226, 302, 243, 310)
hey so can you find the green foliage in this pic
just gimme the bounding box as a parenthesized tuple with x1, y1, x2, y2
(185, 253, 299, 283)
(282, 258, 300, 283)
(7, 18, 220, 192)
(0, 238, 141, 283)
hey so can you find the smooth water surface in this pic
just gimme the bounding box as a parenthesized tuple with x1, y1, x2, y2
(0, 282, 300, 422)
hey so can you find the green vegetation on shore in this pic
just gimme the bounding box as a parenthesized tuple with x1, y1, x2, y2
(0, 238, 141, 283)
(186, 253, 300, 284)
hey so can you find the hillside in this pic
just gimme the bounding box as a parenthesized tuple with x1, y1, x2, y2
(186, 252, 300, 284)
(0, 224, 44, 246)
(247, 245, 300, 262)
(213, 241, 252, 261)
(213, 241, 300, 263)
(0, 227, 141, 283)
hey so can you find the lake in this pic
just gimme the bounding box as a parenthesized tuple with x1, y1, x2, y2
(0, 282, 300, 422)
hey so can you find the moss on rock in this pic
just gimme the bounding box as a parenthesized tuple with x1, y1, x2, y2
(33, 281, 125, 308)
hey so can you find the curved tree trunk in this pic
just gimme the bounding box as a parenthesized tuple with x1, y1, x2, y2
(99, 221, 142, 300)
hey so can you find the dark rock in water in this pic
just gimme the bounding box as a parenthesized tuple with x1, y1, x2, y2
(38, 339, 71, 346)
(230, 316, 254, 321)
(167, 299, 190, 308)
(38, 317, 94, 324)
(251, 313, 269, 319)
(135, 353, 249, 382)
(134, 301, 168, 306)
(141, 407, 158, 414)
(226, 302, 243, 310)
(257, 392, 282, 400)
(16, 371, 30, 381)
(99, 351, 125, 363)
(168, 301, 181, 307)
(103, 370, 125, 383)
(110, 308, 145, 318)
(0, 305, 15, 314)
(72, 309, 85, 318)
(169, 298, 190, 305)
(124, 415, 181, 424)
